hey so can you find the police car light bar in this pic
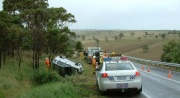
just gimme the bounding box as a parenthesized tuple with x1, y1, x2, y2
(103, 58, 112, 61)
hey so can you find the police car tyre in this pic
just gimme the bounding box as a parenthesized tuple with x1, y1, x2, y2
(136, 85, 142, 94)
(96, 80, 105, 95)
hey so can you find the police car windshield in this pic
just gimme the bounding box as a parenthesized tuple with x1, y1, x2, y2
(105, 62, 134, 71)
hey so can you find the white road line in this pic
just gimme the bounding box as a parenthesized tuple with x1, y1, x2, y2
(137, 68, 180, 85)
(142, 91, 151, 98)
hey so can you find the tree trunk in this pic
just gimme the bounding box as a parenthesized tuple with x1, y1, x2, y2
(18, 54, 22, 69)
(17, 48, 23, 69)
(3, 51, 6, 65)
(37, 52, 40, 68)
(0, 49, 1, 69)
(33, 48, 35, 70)
(11, 48, 14, 58)
(35, 51, 38, 69)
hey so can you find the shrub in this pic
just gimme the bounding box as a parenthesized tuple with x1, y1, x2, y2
(142, 45, 149, 53)
(161, 39, 180, 63)
(31, 69, 60, 85)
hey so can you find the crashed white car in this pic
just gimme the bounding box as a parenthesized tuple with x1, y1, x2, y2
(52, 56, 84, 76)
(96, 57, 142, 94)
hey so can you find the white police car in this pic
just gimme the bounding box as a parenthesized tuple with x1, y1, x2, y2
(96, 57, 142, 94)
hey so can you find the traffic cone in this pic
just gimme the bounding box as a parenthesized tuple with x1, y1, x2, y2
(147, 66, 150, 72)
(142, 65, 144, 70)
(168, 70, 172, 78)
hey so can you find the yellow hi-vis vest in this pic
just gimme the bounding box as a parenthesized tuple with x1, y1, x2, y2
(100, 57, 103, 63)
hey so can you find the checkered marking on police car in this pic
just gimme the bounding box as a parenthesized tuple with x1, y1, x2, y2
(130, 75, 136, 79)
(108, 76, 114, 80)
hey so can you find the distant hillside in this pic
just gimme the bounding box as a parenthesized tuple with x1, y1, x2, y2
(74, 30, 177, 61)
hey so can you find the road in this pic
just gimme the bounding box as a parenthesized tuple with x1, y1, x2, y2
(105, 62, 180, 98)
(134, 62, 180, 98)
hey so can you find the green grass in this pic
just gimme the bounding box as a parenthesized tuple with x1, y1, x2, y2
(16, 58, 105, 98)
(0, 54, 105, 98)
(1, 30, 179, 98)
(18, 82, 81, 98)
(0, 57, 32, 98)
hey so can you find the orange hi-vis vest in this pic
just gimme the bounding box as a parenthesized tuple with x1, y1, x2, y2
(92, 58, 96, 67)
(45, 59, 50, 68)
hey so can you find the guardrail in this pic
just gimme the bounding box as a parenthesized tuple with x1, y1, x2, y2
(127, 56, 180, 71)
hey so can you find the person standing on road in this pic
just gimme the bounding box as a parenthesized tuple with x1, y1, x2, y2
(92, 56, 96, 74)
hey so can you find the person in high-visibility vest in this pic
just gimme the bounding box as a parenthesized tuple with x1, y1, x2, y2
(45, 57, 50, 70)
(80, 52, 84, 59)
(112, 52, 115, 54)
(100, 56, 103, 64)
(92, 56, 96, 74)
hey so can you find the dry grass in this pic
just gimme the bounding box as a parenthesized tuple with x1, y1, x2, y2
(74, 30, 175, 61)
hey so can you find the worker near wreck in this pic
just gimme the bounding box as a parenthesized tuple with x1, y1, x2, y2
(92, 56, 96, 74)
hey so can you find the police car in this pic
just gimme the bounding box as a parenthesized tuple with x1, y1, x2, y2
(96, 56, 142, 94)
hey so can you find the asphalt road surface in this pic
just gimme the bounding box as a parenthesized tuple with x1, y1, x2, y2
(134, 62, 180, 98)
(104, 62, 180, 98)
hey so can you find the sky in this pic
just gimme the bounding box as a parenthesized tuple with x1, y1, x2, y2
(0, 0, 180, 30)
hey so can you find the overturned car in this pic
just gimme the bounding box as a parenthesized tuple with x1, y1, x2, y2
(52, 56, 84, 77)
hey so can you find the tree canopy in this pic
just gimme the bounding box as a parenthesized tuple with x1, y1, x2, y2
(161, 40, 180, 63)
(1, 0, 79, 69)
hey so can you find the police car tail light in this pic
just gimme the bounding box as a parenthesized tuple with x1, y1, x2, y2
(135, 71, 140, 76)
(101, 73, 108, 78)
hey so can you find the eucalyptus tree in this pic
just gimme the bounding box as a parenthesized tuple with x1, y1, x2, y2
(130, 32, 135, 37)
(161, 39, 180, 63)
(19, 1, 48, 69)
(2, 0, 28, 69)
(75, 41, 83, 52)
(161, 34, 166, 39)
(3, 0, 49, 69)
(8, 24, 25, 69)
(145, 32, 148, 36)
(3, 0, 77, 69)
(82, 35, 85, 40)
(155, 35, 158, 38)
(118, 33, 124, 39)
(0, 11, 12, 68)
(95, 39, 100, 48)
(137, 37, 141, 41)
(114, 36, 118, 40)
(105, 36, 108, 42)
(178, 32, 180, 38)
(45, 7, 76, 62)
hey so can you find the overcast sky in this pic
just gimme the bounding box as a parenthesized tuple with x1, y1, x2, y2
(1, 0, 180, 30)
